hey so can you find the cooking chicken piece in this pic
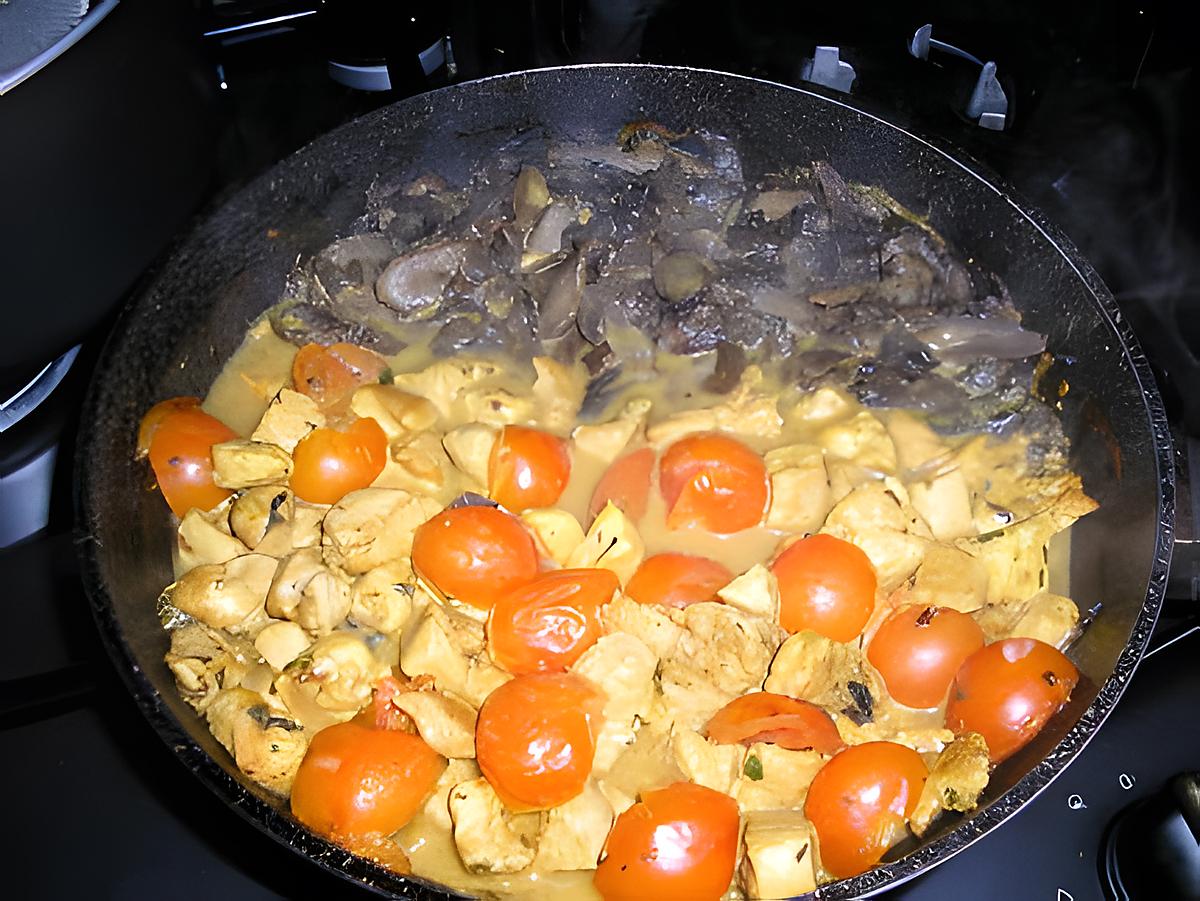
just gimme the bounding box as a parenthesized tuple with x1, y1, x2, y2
(250, 388, 325, 454)
(400, 595, 506, 706)
(448, 778, 538, 874)
(229, 486, 294, 550)
(531, 356, 586, 434)
(461, 659, 514, 709)
(520, 508, 586, 567)
(823, 456, 875, 504)
(253, 620, 311, 671)
(349, 560, 416, 633)
(442, 423, 498, 490)
(659, 603, 783, 730)
(784, 386, 853, 426)
(461, 387, 537, 429)
(206, 687, 308, 794)
(536, 780, 614, 872)
(166, 622, 244, 711)
(391, 358, 504, 423)
(645, 366, 783, 445)
(823, 480, 908, 533)
(571, 632, 658, 771)
(822, 482, 928, 592)
(600, 593, 686, 659)
(910, 732, 991, 836)
(211, 439, 292, 490)
(350, 384, 439, 440)
(974, 590, 1081, 648)
(835, 715, 954, 755)
(422, 758, 482, 831)
(734, 743, 825, 812)
(818, 410, 897, 475)
(176, 504, 248, 574)
(565, 501, 645, 585)
(289, 501, 327, 549)
(886, 411, 976, 541)
(372, 430, 462, 504)
(596, 724, 684, 817)
(671, 728, 744, 795)
(266, 548, 352, 636)
(908, 544, 990, 614)
(170, 554, 279, 631)
(717, 564, 779, 621)
(571, 398, 651, 465)
(763, 444, 832, 534)
(764, 630, 869, 711)
(738, 809, 817, 899)
(288, 631, 387, 713)
(391, 686, 478, 758)
(321, 488, 442, 575)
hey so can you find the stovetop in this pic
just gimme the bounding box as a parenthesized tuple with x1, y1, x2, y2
(2, 2, 1197, 899)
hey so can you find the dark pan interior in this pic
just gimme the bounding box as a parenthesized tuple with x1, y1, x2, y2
(76, 65, 1172, 899)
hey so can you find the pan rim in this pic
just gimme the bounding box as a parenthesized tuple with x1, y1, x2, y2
(75, 62, 1174, 900)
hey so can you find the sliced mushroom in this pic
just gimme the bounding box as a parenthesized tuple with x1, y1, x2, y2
(230, 486, 294, 549)
(513, 165, 551, 229)
(170, 554, 279, 631)
(375, 241, 468, 320)
(176, 504, 248, 574)
(287, 631, 386, 712)
(266, 547, 352, 635)
(652, 251, 712, 303)
(350, 560, 416, 633)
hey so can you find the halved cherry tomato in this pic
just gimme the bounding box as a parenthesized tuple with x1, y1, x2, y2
(593, 781, 740, 901)
(487, 568, 619, 674)
(804, 741, 928, 879)
(290, 417, 388, 505)
(411, 505, 539, 610)
(292, 342, 387, 410)
(136, 396, 200, 459)
(625, 553, 733, 609)
(290, 720, 446, 837)
(475, 672, 603, 810)
(946, 637, 1078, 763)
(589, 447, 655, 522)
(704, 692, 845, 755)
(868, 605, 985, 709)
(488, 424, 571, 511)
(771, 534, 877, 641)
(367, 674, 421, 731)
(146, 407, 237, 516)
(659, 433, 769, 534)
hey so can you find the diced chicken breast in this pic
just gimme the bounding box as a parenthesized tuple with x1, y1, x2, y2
(974, 591, 1080, 648)
(531, 356, 586, 434)
(818, 411, 896, 474)
(764, 630, 868, 710)
(572, 632, 657, 772)
(321, 488, 442, 575)
(206, 687, 307, 795)
(536, 780, 613, 872)
(910, 733, 991, 835)
(171, 554, 279, 630)
(392, 688, 478, 758)
(566, 501, 644, 586)
(442, 423, 498, 489)
(349, 560, 415, 634)
(763, 444, 832, 534)
(717, 564, 779, 621)
(600, 594, 685, 660)
(254, 620, 311, 671)
(176, 504, 248, 574)
(448, 778, 537, 874)
(251, 388, 325, 453)
(571, 399, 650, 465)
(350, 384, 439, 440)
(739, 809, 817, 900)
(734, 743, 824, 812)
(671, 729, 744, 796)
(909, 544, 990, 614)
(211, 439, 293, 490)
(521, 508, 586, 567)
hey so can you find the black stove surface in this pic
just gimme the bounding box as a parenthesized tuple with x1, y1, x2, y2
(3, 2, 1197, 899)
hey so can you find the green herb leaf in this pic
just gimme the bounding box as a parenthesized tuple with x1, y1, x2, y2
(378, 367, 394, 385)
(744, 754, 764, 781)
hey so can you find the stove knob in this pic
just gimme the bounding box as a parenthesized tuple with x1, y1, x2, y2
(1100, 772, 1200, 899)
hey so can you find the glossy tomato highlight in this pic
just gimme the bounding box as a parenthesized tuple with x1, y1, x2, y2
(290, 417, 388, 505)
(489, 424, 571, 511)
(771, 533, 877, 641)
(146, 406, 237, 516)
(659, 433, 769, 534)
(868, 605, 985, 709)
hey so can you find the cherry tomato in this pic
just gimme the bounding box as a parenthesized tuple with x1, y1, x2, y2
(487, 568, 619, 674)
(146, 407, 237, 516)
(659, 433, 769, 534)
(290, 721, 446, 837)
(625, 553, 733, 609)
(411, 506, 539, 610)
(488, 424, 571, 511)
(475, 672, 603, 810)
(589, 447, 655, 522)
(292, 342, 387, 410)
(136, 396, 200, 458)
(946, 637, 1079, 763)
(704, 692, 845, 755)
(868, 605, 985, 709)
(771, 534, 877, 641)
(367, 674, 419, 731)
(593, 781, 740, 901)
(804, 741, 928, 879)
(290, 417, 388, 505)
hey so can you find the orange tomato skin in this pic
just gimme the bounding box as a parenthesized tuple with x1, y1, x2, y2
(292, 342, 386, 410)
(771, 534, 877, 641)
(290, 417, 388, 505)
(625, 552, 733, 609)
(804, 741, 928, 879)
(704, 692, 844, 755)
(146, 407, 237, 516)
(136, 396, 200, 458)
(659, 433, 769, 534)
(475, 672, 602, 810)
(589, 447, 655, 522)
(868, 605, 985, 709)
(411, 506, 540, 610)
(946, 637, 1079, 763)
(290, 721, 446, 837)
(593, 781, 740, 901)
(487, 568, 619, 674)
(488, 425, 571, 511)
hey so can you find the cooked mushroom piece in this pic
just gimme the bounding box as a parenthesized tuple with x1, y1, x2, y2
(284, 631, 387, 713)
(170, 554, 279, 630)
(229, 486, 294, 549)
(266, 548, 352, 636)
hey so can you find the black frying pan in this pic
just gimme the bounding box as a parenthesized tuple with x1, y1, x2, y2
(76, 65, 1173, 898)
